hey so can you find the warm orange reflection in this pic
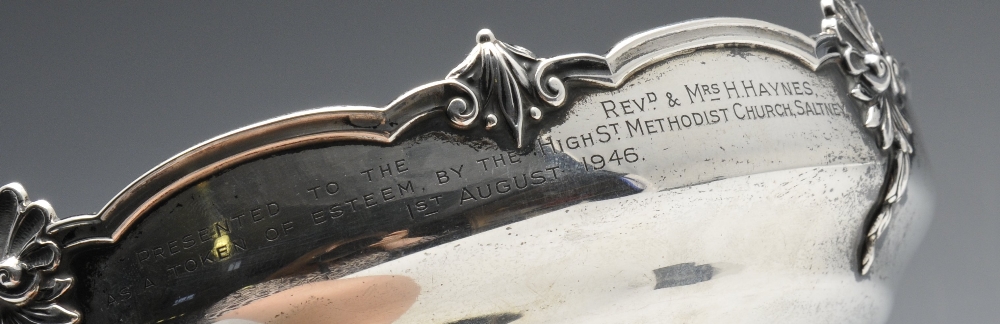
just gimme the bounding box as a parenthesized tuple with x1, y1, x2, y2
(216, 275, 419, 324)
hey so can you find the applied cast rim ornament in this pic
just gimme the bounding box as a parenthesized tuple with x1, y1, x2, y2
(0, 1, 918, 322)
(0, 184, 78, 324)
(445, 28, 612, 147)
(816, 0, 914, 275)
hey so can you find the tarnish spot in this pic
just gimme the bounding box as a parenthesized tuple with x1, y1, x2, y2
(653, 262, 714, 289)
(446, 312, 523, 324)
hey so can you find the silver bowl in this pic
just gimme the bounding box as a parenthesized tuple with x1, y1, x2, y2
(0, 1, 931, 323)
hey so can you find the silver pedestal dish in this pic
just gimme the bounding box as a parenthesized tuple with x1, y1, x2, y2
(0, 1, 932, 323)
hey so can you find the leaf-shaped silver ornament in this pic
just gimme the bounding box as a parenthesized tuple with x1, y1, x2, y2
(447, 29, 540, 147)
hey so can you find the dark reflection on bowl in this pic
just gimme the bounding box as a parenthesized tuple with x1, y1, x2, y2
(446, 312, 523, 324)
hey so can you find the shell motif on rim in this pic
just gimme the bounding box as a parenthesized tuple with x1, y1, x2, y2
(0, 184, 78, 324)
(819, 0, 914, 275)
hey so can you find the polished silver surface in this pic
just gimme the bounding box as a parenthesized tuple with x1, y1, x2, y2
(0, 1, 931, 323)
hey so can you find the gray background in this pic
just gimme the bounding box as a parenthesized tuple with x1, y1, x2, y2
(0, 1, 995, 323)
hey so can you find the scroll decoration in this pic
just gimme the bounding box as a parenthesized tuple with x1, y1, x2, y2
(817, 0, 914, 275)
(0, 184, 79, 324)
(445, 29, 612, 147)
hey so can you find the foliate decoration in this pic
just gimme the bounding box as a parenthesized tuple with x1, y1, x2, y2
(818, 0, 913, 275)
(446, 29, 541, 147)
(0, 184, 79, 324)
(446, 29, 612, 148)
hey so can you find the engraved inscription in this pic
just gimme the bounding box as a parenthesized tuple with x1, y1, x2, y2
(134, 202, 277, 271)
(548, 78, 849, 155)
(543, 48, 873, 191)
(76, 47, 878, 324)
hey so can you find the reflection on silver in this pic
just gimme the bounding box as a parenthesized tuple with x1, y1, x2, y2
(0, 1, 930, 323)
